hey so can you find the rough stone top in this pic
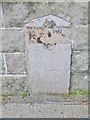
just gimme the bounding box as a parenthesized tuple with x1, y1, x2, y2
(26, 15, 70, 27)
(26, 27, 69, 47)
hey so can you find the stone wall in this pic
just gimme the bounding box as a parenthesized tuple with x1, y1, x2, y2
(0, 2, 88, 104)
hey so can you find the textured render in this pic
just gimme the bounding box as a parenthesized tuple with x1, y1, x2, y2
(28, 44, 71, 94)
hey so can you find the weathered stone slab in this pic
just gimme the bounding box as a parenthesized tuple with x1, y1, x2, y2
(0, 30, 2, 52)
(72, 51, 88, 72)
(71, 25, 88, 50)
(0, 53, 5, 75)
(28, 44, 71, 94)
(0, 53, 2, 75)
(71, 72, 88, 91)
(0, 3, 2, 27)
(2, 29, 25, 52)
(2, 3, 29, 27)
(66, 2, 88, 25)
(5, 53, 27, 74)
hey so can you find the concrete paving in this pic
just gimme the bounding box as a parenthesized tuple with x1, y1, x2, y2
(2, 103, 88, 118)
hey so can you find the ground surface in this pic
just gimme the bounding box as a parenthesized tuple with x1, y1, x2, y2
(2, 103, 88, 118)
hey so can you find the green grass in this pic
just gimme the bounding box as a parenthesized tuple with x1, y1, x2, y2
(19, 89, 27, 98)
(70, 89, 88, 96)
(76, 90, 88, 96)
(62, 89, 89, 97)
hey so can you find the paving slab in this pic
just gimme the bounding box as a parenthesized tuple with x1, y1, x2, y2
(2, 103, 88, 118)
